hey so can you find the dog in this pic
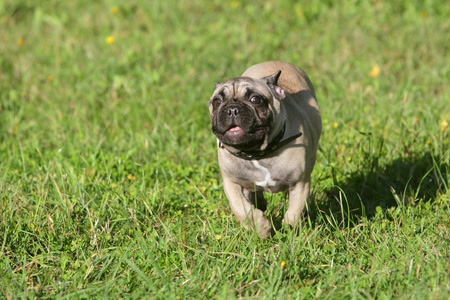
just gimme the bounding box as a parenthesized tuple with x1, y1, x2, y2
(208, 61, 321, 238)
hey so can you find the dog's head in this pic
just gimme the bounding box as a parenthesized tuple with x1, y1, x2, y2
(208, 71, 285, 151)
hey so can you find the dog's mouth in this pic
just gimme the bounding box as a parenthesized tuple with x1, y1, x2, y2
(223, 126, 267, 137)
(223, 126, 246, 141)
(215, 125, 268, 150)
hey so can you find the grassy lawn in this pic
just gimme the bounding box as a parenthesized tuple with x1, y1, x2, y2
(1, 0, 449, 298)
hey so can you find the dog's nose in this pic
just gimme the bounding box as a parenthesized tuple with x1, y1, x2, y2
(227, 107, 239, 117)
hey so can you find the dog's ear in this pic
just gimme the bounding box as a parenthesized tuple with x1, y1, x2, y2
(263, 70, 281, 86)
(262, 70, 285, 99)
(214, 81, 221, 88)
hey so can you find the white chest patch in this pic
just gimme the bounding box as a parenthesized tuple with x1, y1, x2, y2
(251, 160, 276, 189)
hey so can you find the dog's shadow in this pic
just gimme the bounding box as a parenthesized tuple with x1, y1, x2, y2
(267, 152, 448, 232)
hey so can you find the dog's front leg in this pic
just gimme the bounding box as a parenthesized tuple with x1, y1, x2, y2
(222, 178, 271, 238)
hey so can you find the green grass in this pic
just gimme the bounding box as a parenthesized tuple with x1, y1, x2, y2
(1, 0, 449, 298)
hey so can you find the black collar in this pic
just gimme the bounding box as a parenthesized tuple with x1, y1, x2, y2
(219, 124, 302, 160)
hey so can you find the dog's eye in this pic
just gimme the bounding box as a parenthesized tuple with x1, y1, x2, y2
(249, 96, 261, 105)
(212, 98, 223, 108)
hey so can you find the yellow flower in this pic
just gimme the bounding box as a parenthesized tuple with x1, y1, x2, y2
(47, 75, 54, 82)
(215, 234, 222, 240)
(368, 64, 380, 78)
(111, 6, 119, 15)
(330, 121, 339, 128)
(427, 139, 431, 144)
(280, 260, 286, 267)
(441, 118, 448, 131)
(17, 37, 25, 45)
(106, 36, 115, 44)
(421, 11, 427, 18)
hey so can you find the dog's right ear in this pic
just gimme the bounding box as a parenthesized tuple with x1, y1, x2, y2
(214, 81, 221, 88)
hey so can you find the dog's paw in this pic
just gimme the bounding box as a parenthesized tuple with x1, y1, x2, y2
(255, 217, 271, 239)
(283, 212, 301, 228)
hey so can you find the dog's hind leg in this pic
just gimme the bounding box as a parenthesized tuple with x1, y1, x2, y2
(284, 178, 310, 227)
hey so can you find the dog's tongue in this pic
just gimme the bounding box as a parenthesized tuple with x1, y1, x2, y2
(228, 126, 243, 132)
(225, 126, 244, 137)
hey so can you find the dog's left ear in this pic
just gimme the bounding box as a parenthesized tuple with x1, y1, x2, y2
(262, 70, 285, 99)
(214, 81, 221, 88)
